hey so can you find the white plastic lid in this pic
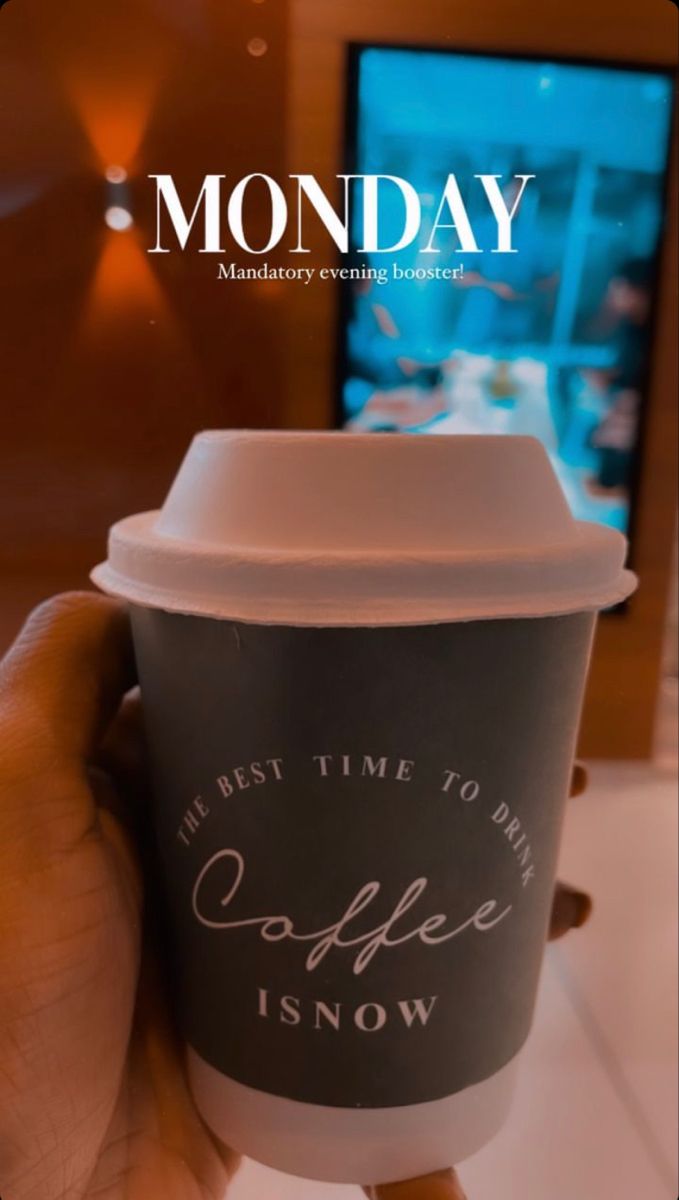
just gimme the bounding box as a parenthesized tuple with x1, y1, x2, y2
(91, 430, 636, 625)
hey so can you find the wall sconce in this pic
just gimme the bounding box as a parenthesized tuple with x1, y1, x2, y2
(104, 165, 133, 230)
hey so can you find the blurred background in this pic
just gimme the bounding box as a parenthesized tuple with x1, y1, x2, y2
(342, 48, 671, 540)
(0, 0, 676, 760)
(0, 2, 676, 1196)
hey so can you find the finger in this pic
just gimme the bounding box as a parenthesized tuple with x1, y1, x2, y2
(0, 591, 135, 765)
(87, 767, 145, 915)
(86, 950, 242, 1199)
(569, 762, 588, 798)
(90, 691, 155, 879)
(133, 954, 241, 1187)
(548, 882, 592, 940)
(363, 1168, 467, 1200)
(96, 689, 148, 799)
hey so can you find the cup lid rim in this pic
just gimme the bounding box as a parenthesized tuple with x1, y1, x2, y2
(92, 508, 636, 625)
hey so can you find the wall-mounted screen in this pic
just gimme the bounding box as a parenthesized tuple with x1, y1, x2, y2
(339, 47, 674, 537)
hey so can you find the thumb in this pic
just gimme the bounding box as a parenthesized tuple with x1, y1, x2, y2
(0, 591, 135, 762)
(364, 1168, 468, 1200)
(0, 592, 135, 849)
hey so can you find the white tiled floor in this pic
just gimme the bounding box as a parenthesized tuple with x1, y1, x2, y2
(229, 688, 678, 1200)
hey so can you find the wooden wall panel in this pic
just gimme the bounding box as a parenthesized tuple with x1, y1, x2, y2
(0, 0, 290, 645)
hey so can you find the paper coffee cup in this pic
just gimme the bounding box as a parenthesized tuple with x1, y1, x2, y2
(92, 431, 635, 1185)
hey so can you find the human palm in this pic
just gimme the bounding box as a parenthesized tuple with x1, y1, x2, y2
(0, 594, 238, 1200)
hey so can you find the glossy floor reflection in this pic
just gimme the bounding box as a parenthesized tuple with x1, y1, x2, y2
(229, 685, 678, 1200)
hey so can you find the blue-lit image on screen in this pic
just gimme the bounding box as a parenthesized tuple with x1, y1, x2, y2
(340, 48, 674, 534)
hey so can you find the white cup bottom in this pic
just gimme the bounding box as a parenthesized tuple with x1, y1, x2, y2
(187, 1046, 520, 1185)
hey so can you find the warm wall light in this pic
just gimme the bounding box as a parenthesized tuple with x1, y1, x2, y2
(247, 37, 268, 57)
(104, 167, 133, 230)
(105, 164, 128, 185)
(105, 204, 133, 232)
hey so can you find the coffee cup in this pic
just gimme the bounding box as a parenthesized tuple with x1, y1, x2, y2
(92, 431, 635, 1184)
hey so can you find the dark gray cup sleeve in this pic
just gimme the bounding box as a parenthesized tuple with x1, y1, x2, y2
(131, 609, 594, 1108)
